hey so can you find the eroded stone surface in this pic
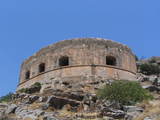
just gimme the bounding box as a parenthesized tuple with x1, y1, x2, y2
(17, 38, 137, 91)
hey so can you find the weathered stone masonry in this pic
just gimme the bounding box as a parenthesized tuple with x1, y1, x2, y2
(17, 38, 137, 90)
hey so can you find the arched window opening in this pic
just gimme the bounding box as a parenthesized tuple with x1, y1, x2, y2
(39, 63, 45, 73)
(106, 56, 116, 66)
(59, 56, 69, 66)
(25, 71, 30, 80)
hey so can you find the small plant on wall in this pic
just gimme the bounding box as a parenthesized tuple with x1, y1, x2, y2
(18, 82, 41, 94)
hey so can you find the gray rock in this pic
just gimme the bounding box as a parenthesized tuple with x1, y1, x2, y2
(15, 107, 29, 119)
(42, 116, 59, 120)
(0, 103, 8, 108)
(41, 104, 49, 110)
(47, 96, 80, 109)
(125, 111, 142, 120)
(0, 103, 8, 117)
(0, 110, 5, 117)
(144, 117, 152, 120)
(83, 104, 89, 111)
(123, 106, 144, 112)
(39, 96, 48, 102)
(0, 115, 8, 120)
(125, 114, 133, 120)
(101, 107, 125, 119)
(142, 85, 160, 93)
(19, 93, 28, 99)
(27, 95, 39, 104)
(148, 75, 157, 82)
(123, 106, 144, 120)
(15, 106, 45, 119)
(5, 104, 17, 114)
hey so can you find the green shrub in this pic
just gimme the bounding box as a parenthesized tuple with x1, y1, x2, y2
(139, 63, 160, 75)
(149, 58, 156, 63)
(32, 82, 41, 88)
(0, 92, 13, 103)
(18, 88, 30, 93)
(18, 82, 41, 94)
(97, 80, 153, 105)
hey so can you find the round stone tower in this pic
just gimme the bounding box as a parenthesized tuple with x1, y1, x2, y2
(17, 38, 137, 90)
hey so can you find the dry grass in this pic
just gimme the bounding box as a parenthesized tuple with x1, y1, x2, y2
(58, 109, 76, 118)
(27, 102, 43, 110)
(58, 108, 102, 120)
(135, 100, 160, 120)
(140, 81, 152, 86)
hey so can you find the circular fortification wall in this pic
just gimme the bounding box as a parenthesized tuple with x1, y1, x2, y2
(17, 38, 137, 90)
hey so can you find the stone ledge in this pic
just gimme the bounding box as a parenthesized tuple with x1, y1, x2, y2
(18, 64, 136, 87)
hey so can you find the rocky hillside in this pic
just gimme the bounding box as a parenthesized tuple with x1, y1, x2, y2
(1, 57, 160, 120)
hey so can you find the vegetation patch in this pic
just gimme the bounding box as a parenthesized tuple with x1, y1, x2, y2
(139, 63, 160, 75)
(0, 92, 13, 103)
(18, 82, 41, 94)
(97, 80, 153, 106)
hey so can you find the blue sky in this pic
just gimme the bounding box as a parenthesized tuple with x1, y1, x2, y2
(0, 0, 160, 96)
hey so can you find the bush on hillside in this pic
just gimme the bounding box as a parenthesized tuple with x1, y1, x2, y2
(18, 88, 30, 93)
(0, 92, 13, 103)
(149, 58, 156, 63)
(18, 82, 41, 94)
(97, 80, 153, 106)
(139, 63, 160, 75)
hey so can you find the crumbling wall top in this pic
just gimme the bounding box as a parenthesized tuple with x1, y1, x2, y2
(23, 38, 134, 65)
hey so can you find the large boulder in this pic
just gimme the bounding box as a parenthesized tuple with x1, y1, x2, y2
(142, 85, 160, 93)
(100, 107, 125, 119)
(148, 75, 157, 83)
(5, 104, 17, 114)
(54, 92, 84, 101)
(0, 103, 8, 109)
(123, 106, 144, 120)
(26, 95, 39, 104)
(0, 103, 8, 118)
(15, 106, 46, 120)
(41, 112, 60, 120)
(47, 96, 80, 109)
(123, 106, 144, 113)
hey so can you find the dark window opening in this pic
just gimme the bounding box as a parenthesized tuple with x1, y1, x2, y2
(39, 63, 45, 73)
(106, 56, 116, 66)
(25, 71, 30, 80)
(59, 56, 69, 66)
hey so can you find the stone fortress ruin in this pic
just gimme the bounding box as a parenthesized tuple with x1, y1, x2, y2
(17, 38, 137, 90)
